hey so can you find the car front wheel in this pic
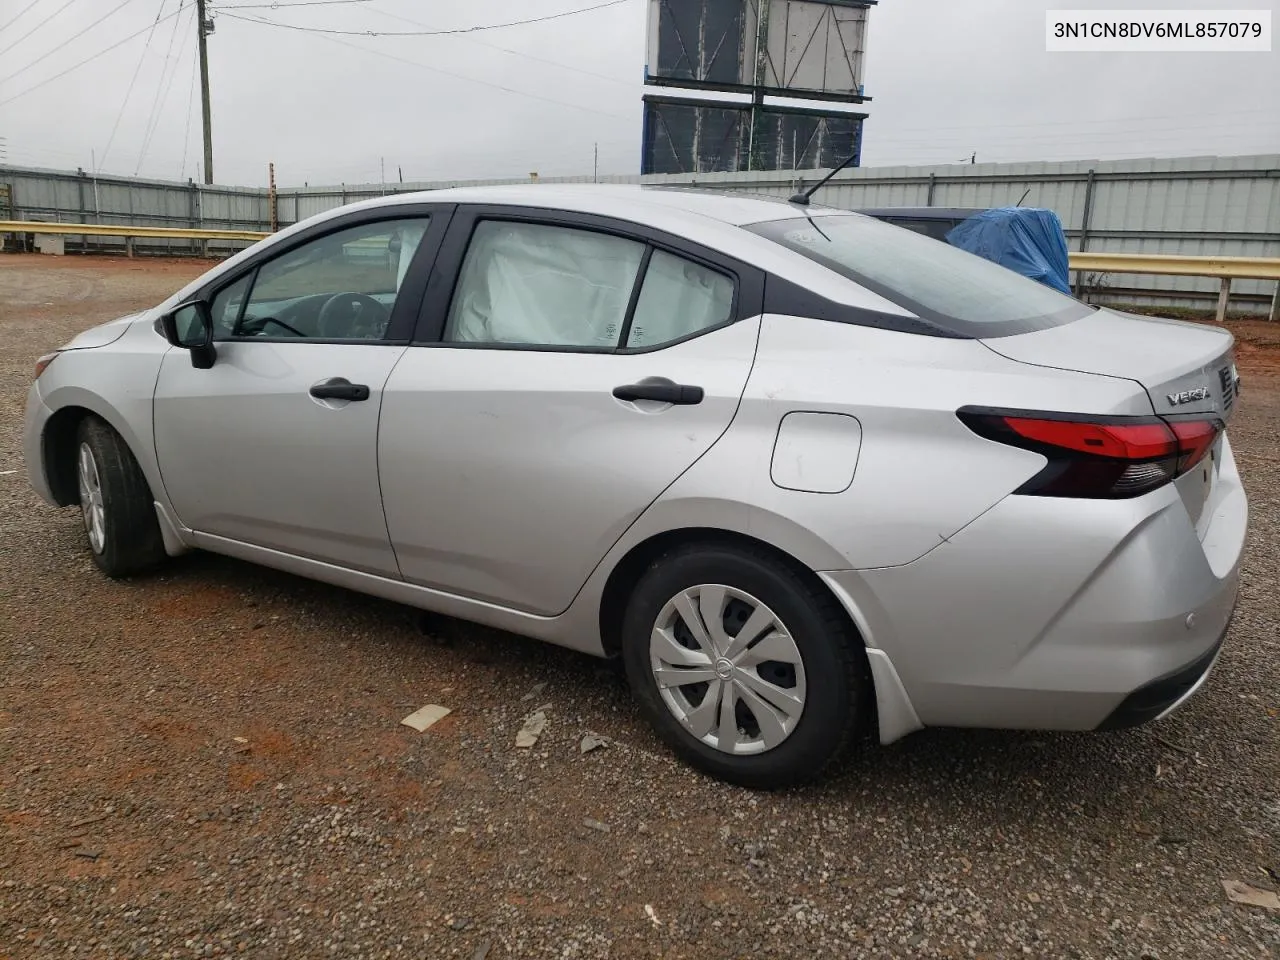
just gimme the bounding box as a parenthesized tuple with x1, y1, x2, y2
(622, 542, 870, 789)
(75, 416, 166, 578)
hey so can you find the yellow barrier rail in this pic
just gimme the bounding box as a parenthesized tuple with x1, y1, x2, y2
(1068, 251, 1280, 281)
(1068, 251, 1280, 321)
(0, 220, 269, 243)
(2, 220, 1276, 321)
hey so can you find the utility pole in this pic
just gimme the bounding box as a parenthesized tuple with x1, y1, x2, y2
(268, 162, 277, 232)
(196, 0, 214, 184)
(593, 142, 598, 182)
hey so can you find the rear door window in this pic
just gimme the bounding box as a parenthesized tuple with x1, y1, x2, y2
(442, 219, 738, 350)
(446, 221, 644, 347)
(625, 250, 735, 349)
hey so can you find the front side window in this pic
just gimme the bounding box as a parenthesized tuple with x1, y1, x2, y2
(746, 214, 1092, 337)
(222, 218, 429, 341)
(210, 273, 251, 338)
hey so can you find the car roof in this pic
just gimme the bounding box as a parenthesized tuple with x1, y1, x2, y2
(344, 183, 850, 228)
(856, 207, 987, 220)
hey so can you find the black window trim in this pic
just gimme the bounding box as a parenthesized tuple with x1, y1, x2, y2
(761, 274, 965, 339)
(183, 203, 456, 346)
(410, 204, 765, 355)
(617, 245, 655, 350)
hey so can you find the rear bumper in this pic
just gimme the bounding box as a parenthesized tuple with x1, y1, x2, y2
(1096, 622, 1227, 730)
(824, 434, 1247, 737)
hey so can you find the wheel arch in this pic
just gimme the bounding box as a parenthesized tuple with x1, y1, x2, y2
(598, 526, 864, 657)
(594, 525, 928, 745)
(38, 386, 163, 509)
(41, 404, 99, 506)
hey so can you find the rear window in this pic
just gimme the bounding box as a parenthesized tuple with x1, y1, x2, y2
(746, 214, 1093, 338)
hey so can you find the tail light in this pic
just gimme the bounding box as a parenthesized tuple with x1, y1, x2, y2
(958, 407, 1224, 499)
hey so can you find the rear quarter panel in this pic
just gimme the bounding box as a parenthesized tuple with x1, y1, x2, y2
(643, 315, 1158, 572)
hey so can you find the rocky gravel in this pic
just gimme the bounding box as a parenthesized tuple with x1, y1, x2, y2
(1, 255, 1278, 959)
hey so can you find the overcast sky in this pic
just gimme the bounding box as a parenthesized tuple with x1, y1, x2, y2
(0, 0, 1276, 186)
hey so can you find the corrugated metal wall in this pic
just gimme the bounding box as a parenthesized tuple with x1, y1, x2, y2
(0, 166, 275, 256)
(3, 155, 1278, 312)
(644, 155, 1280, 309)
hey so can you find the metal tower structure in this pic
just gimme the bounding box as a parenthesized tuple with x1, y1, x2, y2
(641, 0, 874, 175)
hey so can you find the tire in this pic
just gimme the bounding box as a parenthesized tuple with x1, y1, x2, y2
(621, 542, 870, 789)
(74, 416, 167, 578)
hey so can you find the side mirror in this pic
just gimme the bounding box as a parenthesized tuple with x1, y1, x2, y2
(161, 300, 216, 369)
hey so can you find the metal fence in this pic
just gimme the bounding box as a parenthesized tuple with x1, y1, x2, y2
(3, 155, 1278, 313)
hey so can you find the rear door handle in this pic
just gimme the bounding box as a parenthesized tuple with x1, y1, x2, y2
(309, 377, 370, 401)
(612, 377, 704, 405)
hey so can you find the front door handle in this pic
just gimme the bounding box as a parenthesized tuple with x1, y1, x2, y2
(309, 377, 370, 401)
(613, 377, 704, 405)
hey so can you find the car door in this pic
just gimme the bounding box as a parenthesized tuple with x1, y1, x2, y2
(153, 209, 449, 576)
(378, 207, 765, 616)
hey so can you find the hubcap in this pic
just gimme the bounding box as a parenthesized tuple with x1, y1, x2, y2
(649, 584, 807, 756)
(77, 442, 106, 554)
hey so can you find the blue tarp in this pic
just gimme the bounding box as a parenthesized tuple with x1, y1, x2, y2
(945, 207, 1072, 294)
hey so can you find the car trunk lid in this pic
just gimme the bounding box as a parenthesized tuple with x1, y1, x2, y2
(981, 307, 1240, 535)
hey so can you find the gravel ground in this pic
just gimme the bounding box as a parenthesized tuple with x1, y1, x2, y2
(1, 254, 1277, 959)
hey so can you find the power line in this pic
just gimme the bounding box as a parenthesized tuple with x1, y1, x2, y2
(863, 122, 1280, 150)
(0, 0, 142, 85)
(365, 3, 633, 86)
(135, 3, 191, 173)
(0, 0, 80, 60)
(100, 0, 169, 171)
(0, 3, 188, 107)
(291, 28, 632, 121)
(215, 0, 630, 37)
(0, 0, 41, 35)
(863, 107, 1280, 136)
(213, 0, 374, 7)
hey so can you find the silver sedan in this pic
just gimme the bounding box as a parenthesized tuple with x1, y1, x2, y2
(24, 185, 1247, 787)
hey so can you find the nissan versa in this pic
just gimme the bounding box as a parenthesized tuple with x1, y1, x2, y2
(23, 185, 1246, 788)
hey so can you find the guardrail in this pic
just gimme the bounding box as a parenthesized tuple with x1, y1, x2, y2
(1070, 251, 1280, 322)
(3, 220, 1277, 322)
(1068, 252, 1280, 280)
(0, 220, 270, 255)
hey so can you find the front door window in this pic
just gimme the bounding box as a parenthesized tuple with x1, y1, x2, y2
(220, 218, 430, 341)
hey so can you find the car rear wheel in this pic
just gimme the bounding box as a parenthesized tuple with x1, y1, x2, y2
(622, 542, 869, 788)
(75, 416, 166, 578)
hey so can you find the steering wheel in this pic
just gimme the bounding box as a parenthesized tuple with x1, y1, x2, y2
(317, 292, 391, 339)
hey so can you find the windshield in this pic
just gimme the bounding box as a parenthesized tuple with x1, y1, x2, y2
(746, 214, 1094, 338)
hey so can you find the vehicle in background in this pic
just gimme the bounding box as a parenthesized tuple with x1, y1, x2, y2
(855, 207, 987, 242)
(858, 205, 1073, 293)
